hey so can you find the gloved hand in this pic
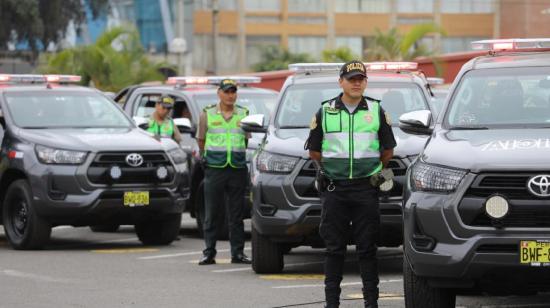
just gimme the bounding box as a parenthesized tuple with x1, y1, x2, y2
(370, 168, 394, 188)
(199, 157, 207, 170)
(315, 168, 329, 193)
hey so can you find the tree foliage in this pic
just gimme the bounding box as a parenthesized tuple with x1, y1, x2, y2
(365, 24, 446, 61)
(253, 46, 314, 72)
(322, 46, 358, 63)
(40, 27, 166, 92)
(0, 0, 109, 55)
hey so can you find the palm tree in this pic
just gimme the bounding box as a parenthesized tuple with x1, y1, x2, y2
(40, 26, 166, 92)
(365, 23, 445, 61)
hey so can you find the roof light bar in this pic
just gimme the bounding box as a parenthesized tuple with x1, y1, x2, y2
(166, 76, 261, 86)
(289, 62, 418, 74)
(0, 74, 82, 84)
(426, 77, 444, 85)
(471, 38, 550, 51)
(0, 74, 46, 84)
(45, 74, 82, 83)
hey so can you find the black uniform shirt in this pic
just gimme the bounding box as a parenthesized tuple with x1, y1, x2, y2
(306, 94, 397, 152)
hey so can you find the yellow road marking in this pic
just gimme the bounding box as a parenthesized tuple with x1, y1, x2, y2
(189, 258, 232, 264)
(260, 274, 325, 281)
(347, 293, 403, 300)
(91, 248, 159, 254)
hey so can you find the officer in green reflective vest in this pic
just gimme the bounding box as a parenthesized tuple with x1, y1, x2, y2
(306, 61, 397, 308)
(148, 95, 182, 143)
(196, 79, 251, 266)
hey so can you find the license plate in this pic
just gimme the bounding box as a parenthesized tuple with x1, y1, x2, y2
(519, 240, 550, 266)
(123, 191, 149, 207)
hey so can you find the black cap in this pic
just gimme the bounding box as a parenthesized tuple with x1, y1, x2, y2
(219, 78, 238, 91)
(158, 95, 175, 108)
(339, 60, 367, 79)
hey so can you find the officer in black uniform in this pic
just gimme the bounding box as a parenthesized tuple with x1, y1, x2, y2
(306, 60, 397, 308)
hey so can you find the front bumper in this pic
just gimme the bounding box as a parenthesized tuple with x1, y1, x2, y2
(251, 159, 404, 246)
(404, 174, 550, 291)
(26, 157, 189, 226)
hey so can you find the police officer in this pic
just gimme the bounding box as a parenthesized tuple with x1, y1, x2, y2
(196, 79, 252, 265)
(306, 60, 397, 308)
(148, 95, 182, 143)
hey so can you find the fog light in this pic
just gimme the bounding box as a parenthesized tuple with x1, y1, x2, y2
(110, 166, 122, 180)
(380, 179, 394, 192)
(485, 195, 509, 219)
(156, 166, 168, 180)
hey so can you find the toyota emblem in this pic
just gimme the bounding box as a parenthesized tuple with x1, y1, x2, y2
(527, 175, 550, 197)
(125, 153, 144, 167)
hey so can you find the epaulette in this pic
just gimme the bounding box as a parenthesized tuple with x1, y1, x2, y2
(235, 104, 248, 111)
(321, 97, 337, 106)
(203, 104, 217, 112)
(364, 96, 381, 103)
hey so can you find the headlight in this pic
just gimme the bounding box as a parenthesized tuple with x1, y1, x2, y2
(256, 151, 299, 174)
(35, 145, 87, 164)
(411, 161, 467, 192)
(168, 148, 187, 165)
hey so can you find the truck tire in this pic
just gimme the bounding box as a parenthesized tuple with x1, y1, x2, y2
(403, 255, 456, 308)
(135, 213, 182, 246)
(2, 180, 51, 250)
(195, 182, 229, 240)
(252, 226, 283, 274)
(90, 224, 120, 233)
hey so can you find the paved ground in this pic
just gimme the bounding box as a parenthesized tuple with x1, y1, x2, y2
(0, 215, 549, 308)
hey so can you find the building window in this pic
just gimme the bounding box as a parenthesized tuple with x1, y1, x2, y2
(288, 16, 326, 24)
(288, 36, 327, 60)
(288, 0, 327, 13)
(194, 0, 237, 11)
(335, 36, 363, 57)
(335, 0, 390, 13)
(244, 0, 280, 11)
(246, 36, 281, 67)
(441, 0, 494, 13)
(442, 36, 489, 53)
(193, 35, 238, 72)
(397, 0, 434, 13)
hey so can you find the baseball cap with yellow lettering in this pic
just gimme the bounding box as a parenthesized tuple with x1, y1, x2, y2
(219, 78, 238, 92)
(158, 95, 175, 109)
(339, 60, 367, 79)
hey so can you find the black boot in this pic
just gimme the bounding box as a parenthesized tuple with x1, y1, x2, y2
(363, 289, 379, 308)
(324, 254, 345, 308)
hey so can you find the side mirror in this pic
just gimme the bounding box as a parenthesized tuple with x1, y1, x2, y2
(174, 117, 195, 135)
(240, 114, 267, 133)
(133, 116, 149, 130)
(399, 110, 433, 135)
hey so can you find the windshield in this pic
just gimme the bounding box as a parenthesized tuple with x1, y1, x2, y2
(447, 67, 550, 128)
(4, 91, 132, 129)
(276, 82, 429, 128)
(193, 93, 277, 117)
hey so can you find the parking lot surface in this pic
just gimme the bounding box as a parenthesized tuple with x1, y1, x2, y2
(0, 215, 549, 308)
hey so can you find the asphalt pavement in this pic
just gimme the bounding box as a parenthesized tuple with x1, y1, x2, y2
(0, 215, 549, 308)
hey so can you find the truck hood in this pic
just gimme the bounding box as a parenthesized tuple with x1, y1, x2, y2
(265, 127, 428, 159)
(18, 128, 178, 152)
(423, 129, 550, 172)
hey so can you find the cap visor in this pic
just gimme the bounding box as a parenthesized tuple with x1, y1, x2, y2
(220, 85, 237, 91)
(342, 71, 367, 79)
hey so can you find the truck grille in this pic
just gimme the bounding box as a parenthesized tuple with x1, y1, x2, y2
(293, 158, 406, 198)
(87, 152, 174, 185)
(460, 173, 550, 228)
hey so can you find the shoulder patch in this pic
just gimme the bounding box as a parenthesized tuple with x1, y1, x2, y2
(309, 115, 317, 130)
(385, 112, 392, 125)
(364, 96, 381, 103)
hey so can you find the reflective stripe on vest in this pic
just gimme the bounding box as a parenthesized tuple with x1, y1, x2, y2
(148, 118, 174, 138)
(204, 106, 248, 168)
(321, 100, 382, 180)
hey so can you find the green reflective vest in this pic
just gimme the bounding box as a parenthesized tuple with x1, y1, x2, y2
(204, 105, 248, 168)
(321, 99, 382, 180)
(148, 117, 174, 138)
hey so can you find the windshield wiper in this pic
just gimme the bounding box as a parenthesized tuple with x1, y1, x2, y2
(450, 126, 489, 130)
(279, 125, 309, 129)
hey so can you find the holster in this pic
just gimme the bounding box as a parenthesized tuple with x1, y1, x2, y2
(369, 168, 394, 188)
